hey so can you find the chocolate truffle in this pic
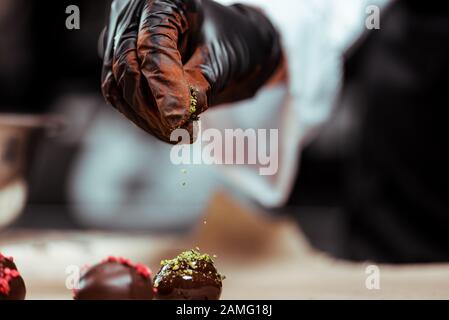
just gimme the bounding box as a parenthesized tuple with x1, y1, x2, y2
(74, 256, 154, 300)
(154, 249, 224, 300)
(0, 253, 26, 300)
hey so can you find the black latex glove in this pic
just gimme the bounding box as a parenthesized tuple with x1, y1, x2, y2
(102, 0, 282, 143)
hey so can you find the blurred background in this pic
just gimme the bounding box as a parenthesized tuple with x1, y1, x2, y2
(1, 0, 448, 265)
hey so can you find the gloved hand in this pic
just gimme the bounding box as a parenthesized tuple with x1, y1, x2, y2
(101, 0, 282, 143)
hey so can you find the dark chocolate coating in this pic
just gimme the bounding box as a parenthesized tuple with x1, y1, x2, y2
(0, 256, 26, 300)
(154, 260, 222, 300)
(74, 261, 153, 300)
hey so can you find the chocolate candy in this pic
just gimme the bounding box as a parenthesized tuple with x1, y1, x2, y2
(154, 249, 224, 300)
(0, 253, 26, 300)
(73, 256, 154, 300)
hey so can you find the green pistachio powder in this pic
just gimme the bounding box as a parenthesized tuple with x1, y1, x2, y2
(161, 90, 226, 287)
(155, 249, 225, 287)
(189, 87, 200, 121)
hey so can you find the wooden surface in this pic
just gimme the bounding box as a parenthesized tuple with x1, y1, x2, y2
(1, 192, 449, 300)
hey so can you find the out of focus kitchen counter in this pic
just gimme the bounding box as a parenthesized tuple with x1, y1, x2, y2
(1, 193, 449, 300)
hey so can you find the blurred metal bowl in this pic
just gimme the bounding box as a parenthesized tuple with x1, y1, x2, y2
(0, 114, 59, 227)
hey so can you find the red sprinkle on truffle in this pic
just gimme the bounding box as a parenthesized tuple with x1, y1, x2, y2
(0, 255, 21, 296)
(135, 264, 151, 279)
(100, 256, 151, 279)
